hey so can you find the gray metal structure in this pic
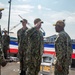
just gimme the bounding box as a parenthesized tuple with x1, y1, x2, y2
(40, 54, 54, 75)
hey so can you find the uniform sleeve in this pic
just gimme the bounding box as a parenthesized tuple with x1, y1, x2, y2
(40, 33, 44, 56)
(26, 27, 37, 37)
(8, 36, 10, 44)
(2, 35, 4, 44)
(22, 33, 29, 50)
(55, 35, 66, 65)
(0, 32, 3, 64)
(17, 30, 19, 43)
(41, 43, 44, 56)
(67, 38, 73, 65)
(25, 27, 37, 53)
(0, 50, 3, 64)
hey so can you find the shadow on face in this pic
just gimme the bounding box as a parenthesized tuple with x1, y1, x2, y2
(55, 25, 64, 32)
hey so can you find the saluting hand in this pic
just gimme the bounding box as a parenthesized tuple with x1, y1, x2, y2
(35, 21, 42, 29)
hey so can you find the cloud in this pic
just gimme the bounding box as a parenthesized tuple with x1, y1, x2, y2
(0, 2, 5, 7)
(1, 1, 75, 38)
(11, 5, 34, 14)
(0, 4, 34, 31)
(38, 10, 75, 38)
(12, 5, 34, 10)
(66, 13, 75, 23)
(53, 1, 59, 4)
(43, 10, 75, 24)
(37, 5, 51, 11)
(43, 7, 51, 11)
(18, 0, 27, 1)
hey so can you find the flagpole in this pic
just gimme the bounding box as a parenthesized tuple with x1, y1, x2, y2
(8, 0, 12, 34)
(8, 0, 12, 58)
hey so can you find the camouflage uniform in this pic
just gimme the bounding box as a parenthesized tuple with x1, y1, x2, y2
(0, 27, 3, 64)
(0, 8, 7, 69)
(54, 30, 73, 75)
(0, 8, 4, 64)
(26, 27, 44, 75)
(17, 27, 28, 74)
(2, 33, 10, 59)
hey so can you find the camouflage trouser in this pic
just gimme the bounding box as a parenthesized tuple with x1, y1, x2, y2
(19, 60, 27, 75)
(54, 61, 69, 75)
(3, 46, 9, 59)
(18, 48, 27, 72)
(20, 60, 27, 71)
(26, 63, 40, 75)
(26, 58, 41, 75)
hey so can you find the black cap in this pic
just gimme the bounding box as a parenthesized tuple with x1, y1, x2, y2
(20, 19, 28, 23)
(34, 18, 43, 24)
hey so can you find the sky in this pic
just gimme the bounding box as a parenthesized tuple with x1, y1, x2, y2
(0, 0, 75, 39)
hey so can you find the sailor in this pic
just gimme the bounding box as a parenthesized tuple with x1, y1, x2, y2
(53, 20, 73, 75)
(0, 8, 7, 68)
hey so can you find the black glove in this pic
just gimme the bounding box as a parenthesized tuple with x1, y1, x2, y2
(1, 59, 7, 67)
(57, 65, 62, 72)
